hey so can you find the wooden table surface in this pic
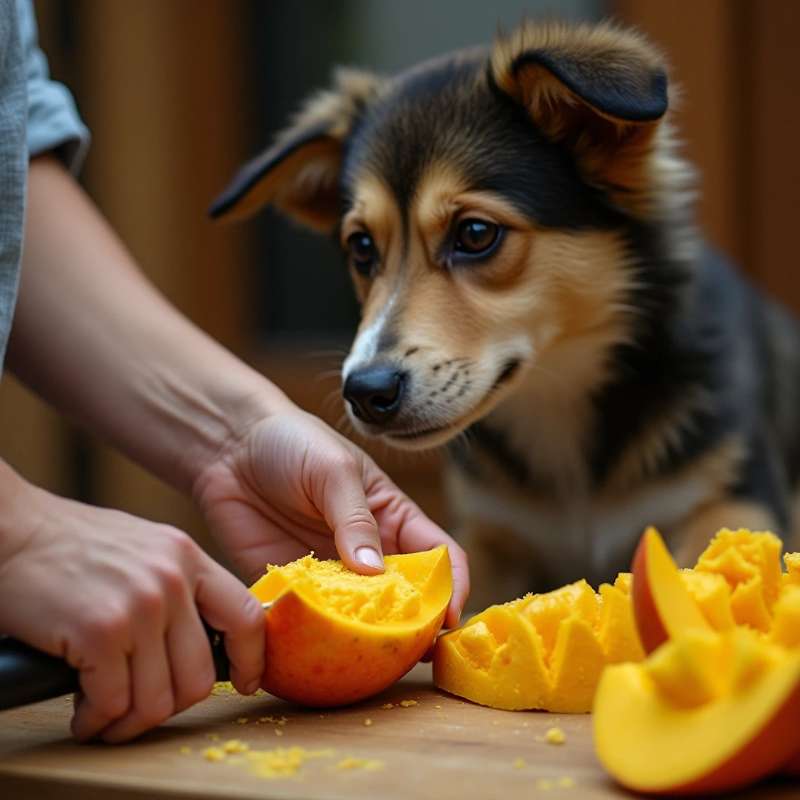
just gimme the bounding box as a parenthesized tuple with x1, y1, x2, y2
(0, 664, 797, 800)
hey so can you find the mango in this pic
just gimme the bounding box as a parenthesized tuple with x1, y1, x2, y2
(432, 574, 644, 712)
(605, 526, 800, 793)
(249, 545, 451, 706)
(633, 527, 799, 652)
(594, 627, 800, 795)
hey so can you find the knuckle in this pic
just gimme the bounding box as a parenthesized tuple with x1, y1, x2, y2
(154, 561, 186, 595)
(132, 584, 165, 618)
(344, 509, 377, 531)
(139, 690, 175, 728)
(97, 690, 130, 721)
(158, 524, 195, 555)
(179, 668, 215, 709)
(328, 451, 359, 475)
(83, 608, 128, 645)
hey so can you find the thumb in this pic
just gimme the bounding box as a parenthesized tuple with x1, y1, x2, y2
(318, 456, 384, 574)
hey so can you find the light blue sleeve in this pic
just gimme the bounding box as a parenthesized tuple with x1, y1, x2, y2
(16, 0, 90, 173)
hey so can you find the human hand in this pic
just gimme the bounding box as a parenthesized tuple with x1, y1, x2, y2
(0, 470, 264, 743)
(192, 406, 469, 627)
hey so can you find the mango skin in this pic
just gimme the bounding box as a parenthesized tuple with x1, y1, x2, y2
(632, 527, 712, 653)
(250, 546, 452, 707)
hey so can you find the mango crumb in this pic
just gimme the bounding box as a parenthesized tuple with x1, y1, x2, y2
(399, 700, 418, 708)
(274, 728, 284, 737)
(380, 703, 394, 710)
(223, 739, 250, 754)
(545, 727, 566, 745)
(179, 746, 192, 755)
(536, 778, 554, 791)
(558, 776, 575, 788)
(203, 747, 226, 762)
(363, 718, 373, 727)
(513, 757, 526, 769)
(246, 746, 334, 779)
(206, 733, 220, 741)
(236, 717, 249, 725)
(434, 704, 442, 709)
(336, 756, 385, 772)
(211, 681, 237, 695)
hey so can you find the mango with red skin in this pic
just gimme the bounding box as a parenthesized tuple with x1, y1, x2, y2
(249, 546, 451, 707)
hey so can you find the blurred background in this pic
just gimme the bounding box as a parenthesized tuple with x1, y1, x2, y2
(1, 0, 797, 566)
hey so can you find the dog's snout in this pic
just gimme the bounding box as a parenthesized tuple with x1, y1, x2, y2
(343, 366, 406, 425)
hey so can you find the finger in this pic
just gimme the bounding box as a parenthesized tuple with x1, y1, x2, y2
(381, 506, 470, 627)
(319, 460, 385, 574)
(165, 597, 216, 714)
(101, 620, 174, 743)
(71, 651, 131, 742)
(195, 557, 265, 695)
(444, 542, 470, 628)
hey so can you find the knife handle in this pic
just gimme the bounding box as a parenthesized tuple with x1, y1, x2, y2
(0, 638, 79, 711)
(0, 620, 230, 712)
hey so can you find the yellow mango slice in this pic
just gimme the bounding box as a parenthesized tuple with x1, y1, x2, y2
(433, 575, 644, 712)
(595, 627, 800, 795)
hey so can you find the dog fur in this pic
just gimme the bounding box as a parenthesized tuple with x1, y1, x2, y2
(212, 21, 800, 608)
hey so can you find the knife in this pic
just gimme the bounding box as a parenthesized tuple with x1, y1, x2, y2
(0, 601, 272, 712)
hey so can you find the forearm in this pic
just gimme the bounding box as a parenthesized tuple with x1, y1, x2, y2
(7, 155, 291, 493)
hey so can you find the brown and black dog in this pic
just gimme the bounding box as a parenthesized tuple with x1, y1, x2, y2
(212, 21, 800, 607)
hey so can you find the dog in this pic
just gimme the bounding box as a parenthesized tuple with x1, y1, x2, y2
(211, 20, 800, 608)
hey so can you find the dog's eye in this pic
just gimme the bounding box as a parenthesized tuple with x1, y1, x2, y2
(454, 219, 500, 255)
(347, 232, 378, 276)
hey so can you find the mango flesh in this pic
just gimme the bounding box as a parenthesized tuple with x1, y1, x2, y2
(249, 545, 452, 706)
(432, 574, 644, 712)
(633, 527, 792, 653)
(594, 627, 800, 795)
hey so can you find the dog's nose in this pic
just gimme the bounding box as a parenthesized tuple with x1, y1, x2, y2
(343, 366, 406, 425)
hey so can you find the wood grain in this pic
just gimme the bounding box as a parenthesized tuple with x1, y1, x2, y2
(0, 665, 796, 800)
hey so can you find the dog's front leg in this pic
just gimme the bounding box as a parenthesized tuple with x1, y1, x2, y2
(455, 519, 544, 612)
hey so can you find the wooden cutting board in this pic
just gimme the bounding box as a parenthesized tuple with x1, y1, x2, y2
(0, 664, 796, 800)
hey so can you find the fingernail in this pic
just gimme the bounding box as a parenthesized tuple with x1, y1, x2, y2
(355, 546, 384, 570)
(244, 679, 260, 695)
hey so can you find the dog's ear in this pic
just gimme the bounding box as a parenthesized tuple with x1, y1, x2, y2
(210, 68, 382, 232)
(490, 22, 670, 210)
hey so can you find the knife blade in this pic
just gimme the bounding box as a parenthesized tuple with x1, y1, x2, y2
(0, 601, 272, 712)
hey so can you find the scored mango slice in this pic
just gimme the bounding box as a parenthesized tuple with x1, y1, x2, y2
(595, 617, 800, 795)
(608, 526, 800, 794)
(432, 574, 644, 712)
(249, 545, 452, 706)
(634, 527, 800, 652)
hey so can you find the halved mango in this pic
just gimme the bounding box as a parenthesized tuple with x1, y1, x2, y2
(249, 545, 451, 706)
(432, 575, 644, 712)
(594, 627, 800, 794)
